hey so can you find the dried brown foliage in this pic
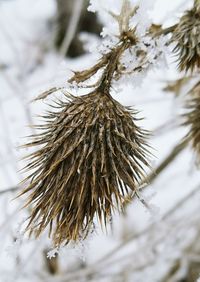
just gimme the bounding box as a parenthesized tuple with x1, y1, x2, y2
(20, 91, 150, 246)
(185, 84, 200, 163)
(172, 4, 200, 72)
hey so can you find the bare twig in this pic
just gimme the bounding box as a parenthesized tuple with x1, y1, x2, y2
(32, 87, 64, 102)
(154, 24, 177, 37)
(146, 137, 190, 184)
(152, 119, 177, 136)
(123, 137, 190, 207)
(60, 0, 84, 56)
(0, 186, 19, 195)
(68, 56, 109, 84)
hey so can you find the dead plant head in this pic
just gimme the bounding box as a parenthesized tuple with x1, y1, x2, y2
(172, 4, 200, 72)
(20, 91, 150, 246)
(184, 85, 200, 164)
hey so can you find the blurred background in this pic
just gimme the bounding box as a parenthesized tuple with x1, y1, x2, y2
(0, 0, 200, 281)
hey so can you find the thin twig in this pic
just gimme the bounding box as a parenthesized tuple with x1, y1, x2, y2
(146, 137, 190, 184)
(123, 137, 190, 207)
(154, 24, 177, 37)
(60, 0, 84, 56)
(152, 119, 177, 136)
(0, 186, 19, 195)
(68, 56, 108, 84)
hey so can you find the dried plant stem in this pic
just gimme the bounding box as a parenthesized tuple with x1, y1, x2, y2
(60, 0, 84, 56)
(0, 186, 19, 195)
(98, 42, 131, 93)
(145, 137, 190, 184)
(68, 56, 109, 84)
(153, 119, 177, 136)
(69, 33, 136, 86)
(43, 249, 59, 275)
(154, 24, 177, 37)
(123, 137, 190, 208)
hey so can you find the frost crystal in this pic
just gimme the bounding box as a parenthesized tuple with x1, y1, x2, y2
(47, 247, 59, 259)
(116, 35, 167, 87)
(87, 0, 166, 87)
(88, 0, 154, 36)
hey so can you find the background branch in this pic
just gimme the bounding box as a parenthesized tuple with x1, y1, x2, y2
(59, 0, 85, 56)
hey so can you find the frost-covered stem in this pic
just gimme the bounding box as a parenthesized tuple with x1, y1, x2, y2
(109, 0, 138, 34)
(70, 31, 137, 90)
(97, 30, 137, 93)
(69, 0, 138, 88)
(43, 249, 59, 275)
(60, 0, 84, 56)
(98, 42, 130, 94)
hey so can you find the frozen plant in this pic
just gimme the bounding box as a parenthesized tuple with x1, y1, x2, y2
(17, 0, 200, 254)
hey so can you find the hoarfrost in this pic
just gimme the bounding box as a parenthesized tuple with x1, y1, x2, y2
(47, 247, 59, 259)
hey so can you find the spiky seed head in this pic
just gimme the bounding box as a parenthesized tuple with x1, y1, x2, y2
(184, 85, 200, 163)
(172, 6, 200, 72)
(20, 91, 150, 246)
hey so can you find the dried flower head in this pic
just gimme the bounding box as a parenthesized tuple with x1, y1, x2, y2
(20, 91, 150, 246)
(172, 4, 200, 72)
(184, 84, 200, 163)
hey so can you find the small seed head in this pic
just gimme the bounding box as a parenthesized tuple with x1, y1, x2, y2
(172, 6, 200, 72)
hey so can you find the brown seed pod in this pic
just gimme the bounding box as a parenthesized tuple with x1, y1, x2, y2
(172, 5, 200, 72)
(20, 91, 150, 246)
(184, 85, 200, 163)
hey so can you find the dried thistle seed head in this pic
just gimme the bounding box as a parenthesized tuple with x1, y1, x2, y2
(184, 93, 200, 163)
(172, 6, 200, 72)
(20, 91, 150, 246)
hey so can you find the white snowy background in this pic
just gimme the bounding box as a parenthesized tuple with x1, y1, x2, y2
(0, 0, 200, 281)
